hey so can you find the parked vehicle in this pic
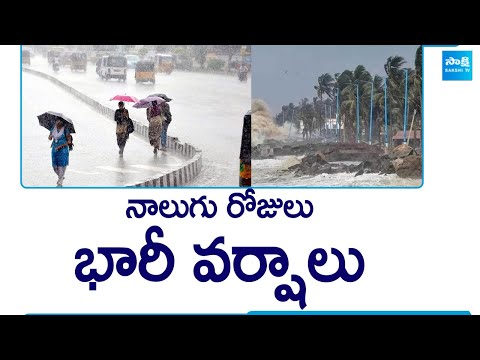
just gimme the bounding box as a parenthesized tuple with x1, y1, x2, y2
(71, 52, 87, 72)
(47, 47, 65, 64)
(60, 51, 73, 66)
(95, 58, 102, 76)
(154, 54, 174, 74)
(135, 60, 155, 84)
(98, 54, 127, 81)
(22, 49, 31, 65)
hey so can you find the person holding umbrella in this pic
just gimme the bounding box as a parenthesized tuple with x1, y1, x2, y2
(114, 101, 125, 123)
(146, 93, 173, 151)
(147, 100, 163, 155)
(158, 94, 173, 151)
(48, 116, 73, 187)
(133, 96, 166, 155)
(115, 106, 131, 156)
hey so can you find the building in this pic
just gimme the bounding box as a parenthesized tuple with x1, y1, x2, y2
(392, 130, 422, 148)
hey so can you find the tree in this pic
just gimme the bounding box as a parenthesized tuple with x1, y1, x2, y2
(215, 45, 242, 71)
(411, 46, 422, 124)
(313, 73, 335, 134)
(298, 101, 316, 139)
(155, 45, 169, 53)
(193, 45, 208, 68)
(384, 55, 407, 121)
(337, 66, 371, 142)
(138, 46, 148, 58)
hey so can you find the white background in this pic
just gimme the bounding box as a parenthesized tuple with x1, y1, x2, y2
(1, 45, 478, 314)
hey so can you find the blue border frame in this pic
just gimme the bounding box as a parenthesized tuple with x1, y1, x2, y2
(19, 45, 449, 189)
(248, 310, 470, 315)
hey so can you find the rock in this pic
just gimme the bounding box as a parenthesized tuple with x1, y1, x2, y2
(392, 158, 403, 168)
(355, 169, 364, 177)
(391, 144, 414, 159)
(301, 153, 329, 167)
(315, 152, 328, 164)
(319, 165, 334, 174)
(287, 163, 303, 171)
(394, 155, 422, 178)
(301, 154, 315, 166)
(379, 155, 396, 174)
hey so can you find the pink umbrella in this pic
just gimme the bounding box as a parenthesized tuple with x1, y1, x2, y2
(132, 96, 166, 109)
(110, 94, 139, 103)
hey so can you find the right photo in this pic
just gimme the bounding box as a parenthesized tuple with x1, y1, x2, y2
(252, 45, 422, 187)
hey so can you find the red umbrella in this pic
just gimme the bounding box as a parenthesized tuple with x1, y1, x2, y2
(110, 94, 139, 103)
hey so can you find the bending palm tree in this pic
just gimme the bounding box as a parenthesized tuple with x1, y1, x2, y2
(314, 73, 335, 134)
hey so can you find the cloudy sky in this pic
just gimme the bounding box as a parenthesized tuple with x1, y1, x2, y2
(252, 45, 420, 115)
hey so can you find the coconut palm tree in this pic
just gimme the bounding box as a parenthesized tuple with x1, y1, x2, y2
(298, 101, 315, 139)
(410, 46, 422, 137)
(383, 55, 412, 144)
(337, 66, 372, 142)
(372, 75, 387, 145)
(314, 73, 335, 134)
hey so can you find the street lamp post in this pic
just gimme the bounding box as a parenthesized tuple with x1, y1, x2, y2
(329, 104, 332, 134)
(384, 79, 388, 148)
(368, 81, 373, 145)
(403, 68, 408, 144)
(335, 88, 340, 142)
(348, 80, 374, 144)
(323, 103, 327, 134)
(356, 79, 374, 145)
(356, 83, 360, 143)
(324, 103, 333, 136)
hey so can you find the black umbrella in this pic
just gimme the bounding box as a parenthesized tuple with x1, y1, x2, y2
(38, 111, 76, 134)
(148, 93, 172, 102)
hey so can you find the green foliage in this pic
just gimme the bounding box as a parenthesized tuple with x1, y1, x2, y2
(207, 58, 225, 71)
(156, 45, 168, 53)
(194, 45, 208, 68)
(277, 46, 422, 144)
(173, 47, 187, 55)
(138, 47, 148, 58)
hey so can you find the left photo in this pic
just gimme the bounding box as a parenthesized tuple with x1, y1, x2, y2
(21, 45, 251, 188)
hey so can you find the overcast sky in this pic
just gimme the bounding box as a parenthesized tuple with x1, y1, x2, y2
(252, 45, 420, 115)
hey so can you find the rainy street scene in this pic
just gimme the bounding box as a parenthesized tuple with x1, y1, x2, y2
(251, 45, 422, 187)
(21, 45, 251, 187)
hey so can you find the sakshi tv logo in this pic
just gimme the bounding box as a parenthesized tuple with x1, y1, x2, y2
(442, 50, 472, 81)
